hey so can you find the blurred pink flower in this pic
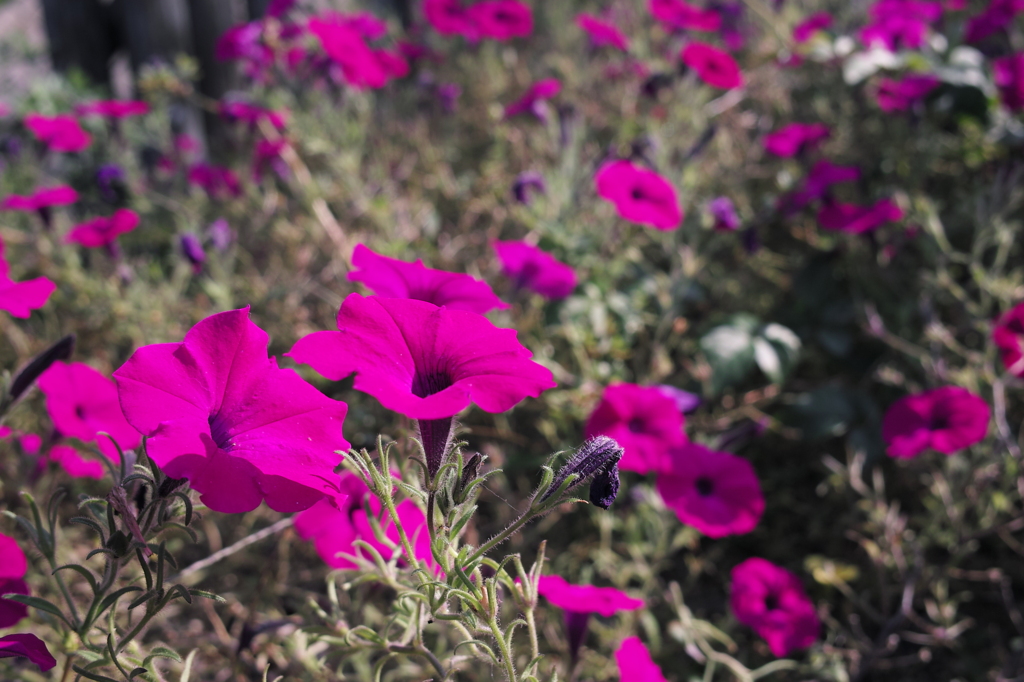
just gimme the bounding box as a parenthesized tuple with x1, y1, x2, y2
(114, 308, 350, 513)
(615, 637, 668, 682)
(38, 361, 141, 460)
(469, 1, 533, 40)
(818, 198, 903, 234)
(45, 444, 106, 479)
(965, 0, 1024, 43)
(504, 78, 561, 120)
(1, 185, 78, 212)
(860, 0, 941, 50)
(188, 164, 243, 199)
(0, 634, 56, 671)
(295, 470, 433, 569)
(649, 0, 722, 31)
(595, 159, 683, 230)
(793, 11, 832, 42)
(0, 236, 56, 318)
(577, 13, 630, 51)
(424, 0, 478, 38)
(585, 383, 687, 474)
(731, 558, 820, 657)
(708, 196, 740, 231)
(348, 243, 508, 314)
(76, 100, 150, 119)
(289, 293, 555, 421)
(308, 15, 407, 89)
(882, 387, 990, 458)
(267, 0, 296, 17)
(657, 443, 763, 537)
(493, 240, 576, 299)
(763, 123, 829, 158)
(253, 139, 289, 181)
(875, 75, 940, 112)
(994, 303, 1024, 377)
(680, 41, 742, 89)
(780, 160, 860, 214)
(24, 113, 91, 152)
(220, 101, 288, 129)
(538, 575, 643, 615)
(0, 533, 29, 629)
(995, 53, 1024, 111)
(66, 209, 140, 249)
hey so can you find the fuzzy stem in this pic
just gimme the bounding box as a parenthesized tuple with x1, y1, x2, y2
(487, 612, 517, 682)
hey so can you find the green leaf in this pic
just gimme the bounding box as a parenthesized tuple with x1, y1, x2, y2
(3, 594, 74, 627)
(700, 314, 760, 394)
(72, 666, 121, 682)
(754, 323, 801, 384)
(53, 563, 99, 594)
(97, 586, 144, 617)
(143, 647, 182, 668)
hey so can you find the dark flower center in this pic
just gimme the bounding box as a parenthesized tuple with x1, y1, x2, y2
(627, 417, 646, 433)
(208, 413, 231, 449)
(930, 412, 950, 431)
(765, 594, 779, 611)
(412, 371, 454, 398)
(75, 405, 86, 420)
(695, 476, 714, 496)
(631, 187, 646, 201)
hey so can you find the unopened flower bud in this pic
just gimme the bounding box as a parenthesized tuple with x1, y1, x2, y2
(541, 436, 623, 507)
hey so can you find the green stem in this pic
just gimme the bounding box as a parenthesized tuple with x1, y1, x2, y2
(487, 612, 517, 682)
(467, 510, 536, 564)
(115, 606, 159, 654)
(525, 607, 539, 663)
(379, 484, 422, 574)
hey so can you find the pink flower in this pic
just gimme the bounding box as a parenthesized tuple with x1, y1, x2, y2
(38, 361, 141, 460)
(348, 244, 508, 314)
(469, 1, 533, 40)
(965, 0, 1024, 43)
(76, 100, 150, 119)
(680, 42, 743, 89)
(289, 294, 554, 421)
(113, 308, 350, 513)
(649, 0, 722, 31)
(0, 236, 56, 318)
(493, 240, 577, 299)
(882, 386, 990, 458)
(994, 53, 1024, 111)
(253, 139, 289, 181)
(504, 78, 561, 120)
(584, 383, 687, 474)
(793, 11, 833, 42)
(0, 533, 29, 628)
(577, 13, 630, 51)
(780, 160, 860, 214)
(0, 634, 56, 671)
(615, 637, 668, 682)
(818, 198, 903, 234)
(424, 0, 477, 37)
(875, 75, 941, 112)
(308, 15, 407, 89)
(656, 443, 763, 537)
(220, 101, 288, 129)
(66, 209, 140, 249)
(295, 470, 432, 569)
(595, 160, 683, 231)
(46, 444, 106, 479)
(709, 196, 740, 231)
(188, 164, 243, 199)
(860, 0, 941, 50)
(994, 303, 1024, 377)
(1, 185, 78, 212)
(763, 123, 830, 158)
(731, 558, 820, 657)
(24, 113, 91, 152)
(537, 575, 644, 616)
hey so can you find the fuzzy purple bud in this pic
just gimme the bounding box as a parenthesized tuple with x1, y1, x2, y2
(180, 233, 206, 272)
(541, 435, 623, 507)
(709, 197, 740, 231)
(513, 171, 546, 205)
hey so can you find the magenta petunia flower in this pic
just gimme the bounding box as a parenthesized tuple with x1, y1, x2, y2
(763, 123, 830, 158)
(0, 533, 29, 628)
(875, 75, 941, 112)
(289, 294, 554, 421)
(731, 558, 819, 657)
(37, 361, 141, 460)
(709, 196, 741, 231)
(188, 164, 243, 199)
(493, 240, 576, 299)
(468, 1, 533, 40)
(66, 209, 140, 249)
(780, 160, 860, 214)
(0, 634, 56, 671)
(680, 42, 743, 89)
(882, 386, 990, 458)
(860, 0, 940, 50)
(649, 0, 722, 31)
(793, 11, 833, 42)
(615, 637, 669, 682)
(349, 244, 508, 314)
(76, 100, 150, 119)
(295, 470, 432, 569)
(538, 575, 644, 616)
(308, 15, 408, 89)
(220, 101, 288, 130)
(994, 53, 1024, 111)
(577, 13, 630, 51)
(424, 0, 478, 38)
(24, 113, 91, 153)
(595, 160, 683, 231)
(1, 185, 78, 213)
(965, 0, 1024, 43)
(504, 78, 561, 121)
(113, 308, 350, 513)
(0, 236, 56, 319)
(818, 198, 903, 234)
(656, 443, 763, 537)
(45, 444, 106, 480)
(994, 303, 1024, 377)
(584, 383, 688, 474)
